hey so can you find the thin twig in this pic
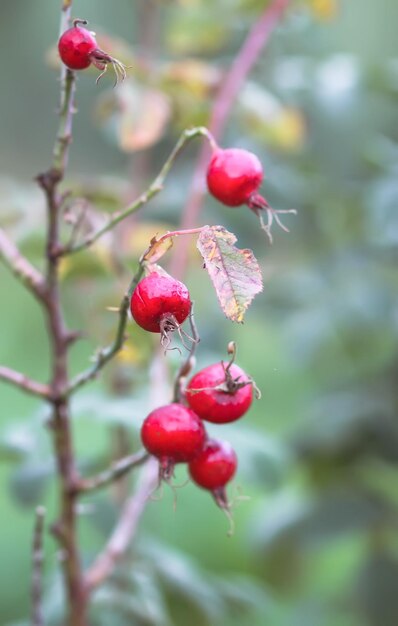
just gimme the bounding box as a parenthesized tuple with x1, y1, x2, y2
(67, 266, 144, 396)
(76, 450, 149, 494)
(170, 0, 291, 278)
(65, 127, 216, 255)
(0, 366, 50, 400)
(84, 458, 158, 591)
(31, 506, 46, 626)
(0, 228, 47, 301)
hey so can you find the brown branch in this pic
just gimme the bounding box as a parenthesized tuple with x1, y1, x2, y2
(0, 366, 50, 400)
(31, 506, 46, 626)
(36, 3, 88, 626)
(76, 450, 149, 494)
(0, 228, 47, 301)
(169, 0, 291, 278)
(85, 458, 158, 591)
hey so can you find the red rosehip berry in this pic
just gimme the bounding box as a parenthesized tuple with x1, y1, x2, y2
(130, 272, 192, 347)
(189, 439, 237, 529)
(186, 362, 253, 424)
(58, 19, 128, 84)
(207, 148, 263, 208)
(206, 147, 296, 243)
(141, 403, 206, 480)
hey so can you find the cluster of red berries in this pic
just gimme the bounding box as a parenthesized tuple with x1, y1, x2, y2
(130, 271, 255, 518)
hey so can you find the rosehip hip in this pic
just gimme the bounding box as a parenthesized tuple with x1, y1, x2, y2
(186, 362, 253, 424)
(189, 439, 237, 491)
(206, 148, 264, 207)
(58, 19, 128, 84)
(141, 403, 206, 471)
(130, 272, 191, 333)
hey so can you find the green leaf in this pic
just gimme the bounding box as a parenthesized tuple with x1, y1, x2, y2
(197, 225, 263, 323)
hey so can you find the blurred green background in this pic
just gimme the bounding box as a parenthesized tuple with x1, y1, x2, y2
(1, 0, 398, 625)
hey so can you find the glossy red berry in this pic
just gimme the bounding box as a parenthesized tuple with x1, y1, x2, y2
(58, 22, 97, 70)
(130, 272, 192, 333)
(206, 146, 297, 243)
(57, 19, 128, 84)
(189, 439, 237, 491)
(186, 362, 253, 424)
(207, 148, 264, 208)
(141, 403, 206, 479)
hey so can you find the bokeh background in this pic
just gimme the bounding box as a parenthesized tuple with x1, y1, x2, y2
(1, 0, 398, 625)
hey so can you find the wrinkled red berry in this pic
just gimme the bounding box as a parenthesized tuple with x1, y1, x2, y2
(189, 439, 237, 491)
(130, 272, 191, 333)
(58, 23, 97, 70)
(186, 362, 253, 424)
(141, 403, 206, 479)
(207, 148, 263, 207)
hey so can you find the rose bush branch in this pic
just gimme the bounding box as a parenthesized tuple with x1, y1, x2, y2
(31, 506, 46, 626)
(75, 449, 149, 494)
(0, 366, 50, 400)
(65, 126, 216, 255)
(34, 2, 90, 625)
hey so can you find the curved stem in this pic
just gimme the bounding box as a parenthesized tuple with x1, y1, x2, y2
(66, 127, 215, 255)
(67, 265, 144, 395)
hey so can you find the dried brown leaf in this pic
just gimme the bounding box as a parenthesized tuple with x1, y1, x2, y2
(197, 226, 263, 323)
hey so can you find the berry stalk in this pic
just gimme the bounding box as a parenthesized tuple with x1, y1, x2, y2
(65, 127, 215, 255)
